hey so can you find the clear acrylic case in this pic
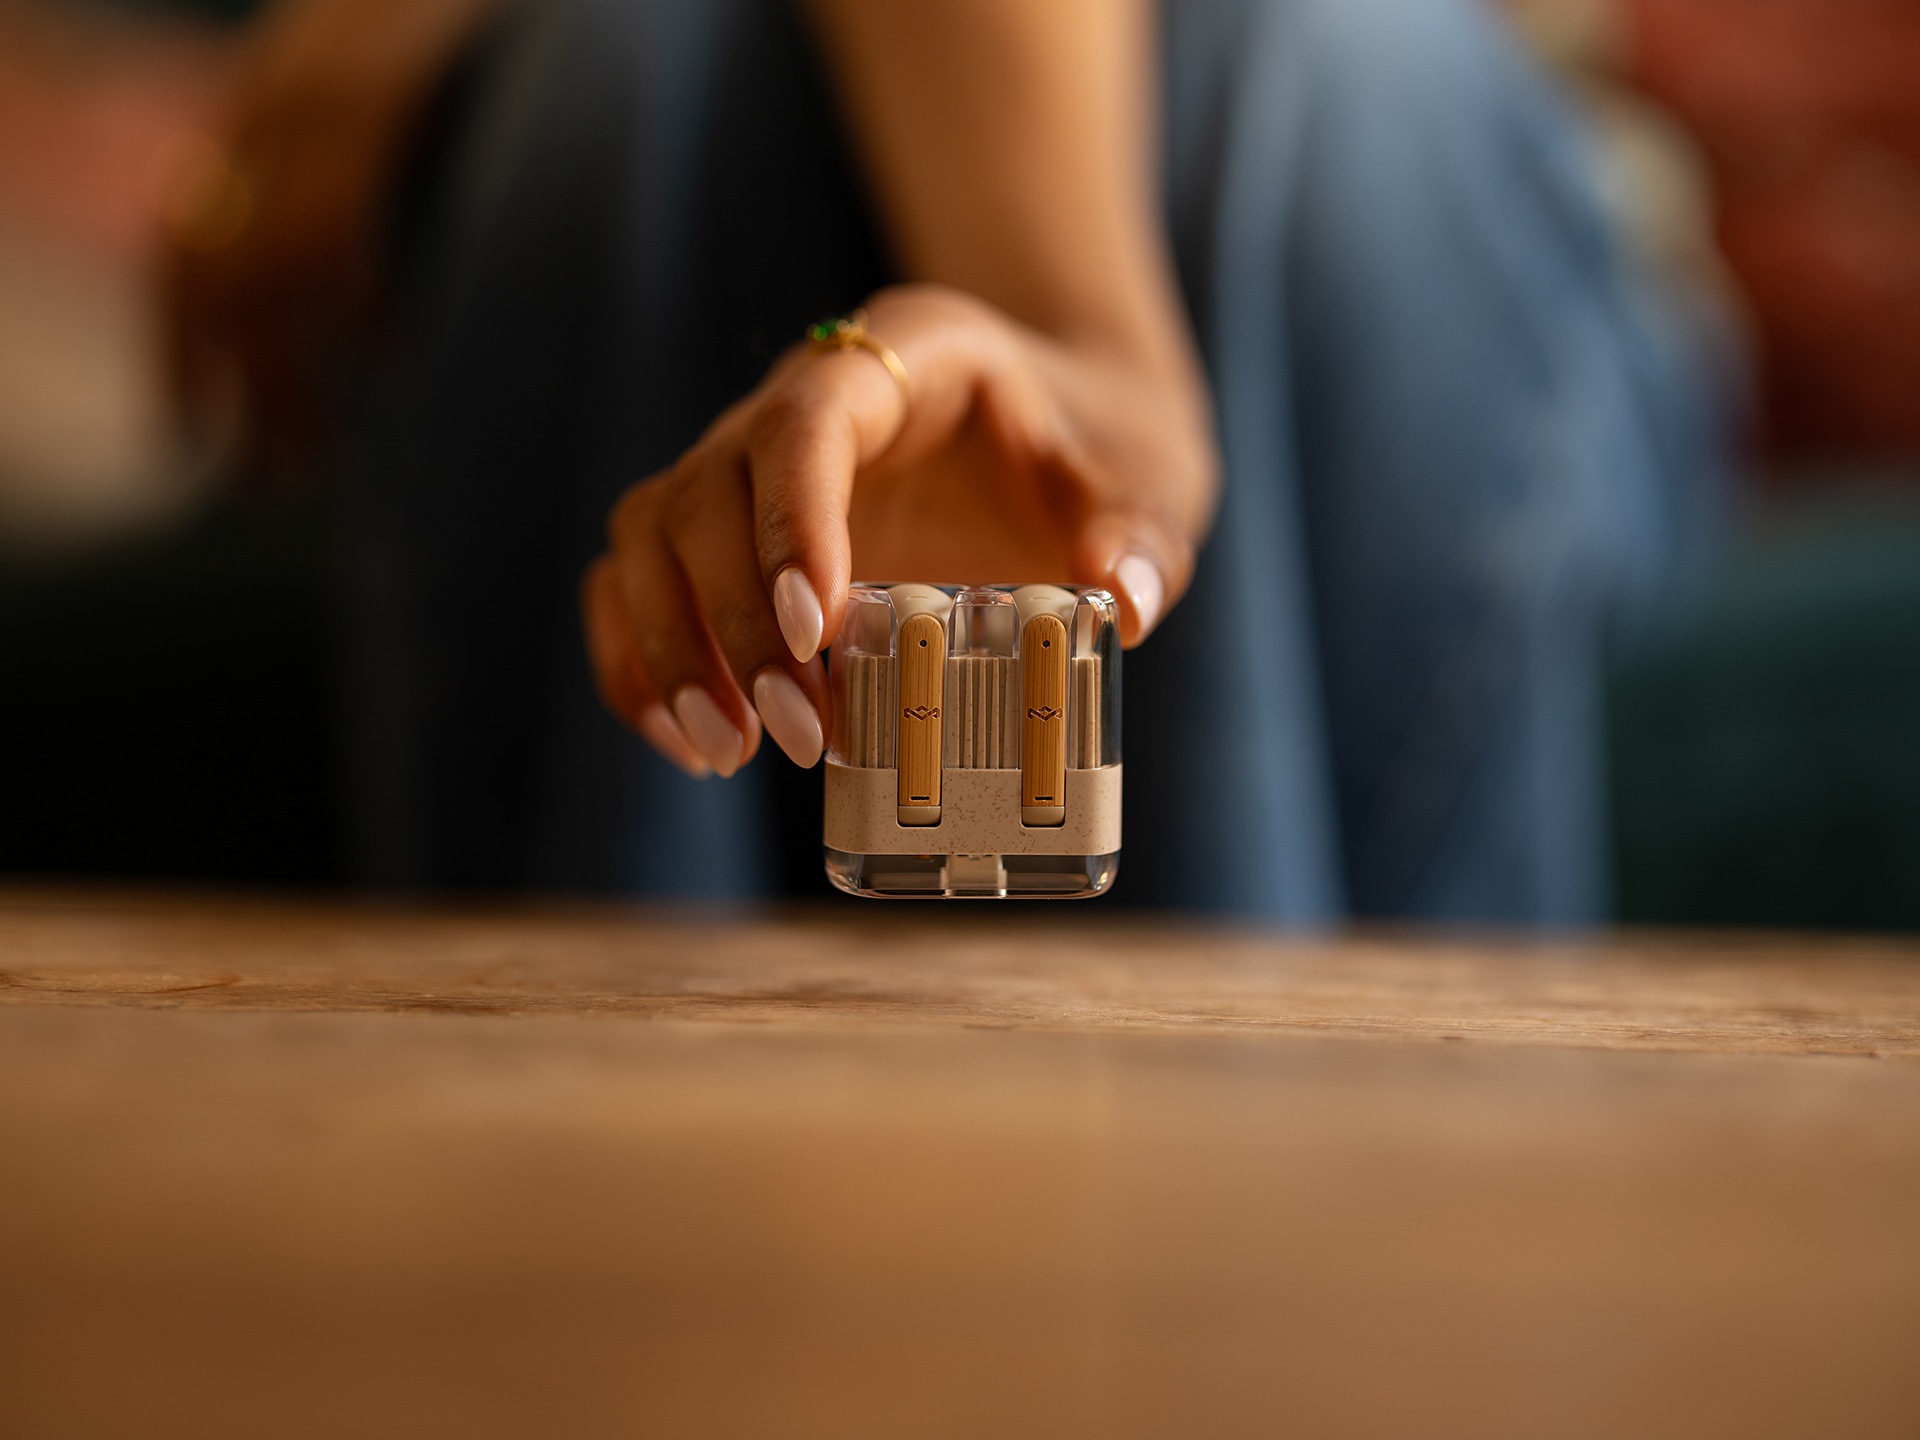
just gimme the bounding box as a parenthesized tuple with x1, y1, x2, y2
(823, 583, 1121, 898)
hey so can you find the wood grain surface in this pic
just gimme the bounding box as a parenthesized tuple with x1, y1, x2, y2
(1, 888, 1917, 1440)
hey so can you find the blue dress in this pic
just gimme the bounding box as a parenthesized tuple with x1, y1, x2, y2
(332, 0, 1725, 921)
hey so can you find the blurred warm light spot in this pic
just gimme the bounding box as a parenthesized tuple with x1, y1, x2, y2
(1622, 0, 1920, 465)
(0, 0, 231, 542)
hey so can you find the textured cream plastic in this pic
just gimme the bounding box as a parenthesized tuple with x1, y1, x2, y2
(1070, 654, 1102, 768)
(824, 763, 1122, 855)
(944, 654, 1017, 768)
(841, 653, 1074, 772)
(836, 651, 896, 767)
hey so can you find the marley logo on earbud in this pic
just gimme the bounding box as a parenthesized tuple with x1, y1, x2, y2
(1027, 705, 1062, 722)
(903, 705, 940, 722)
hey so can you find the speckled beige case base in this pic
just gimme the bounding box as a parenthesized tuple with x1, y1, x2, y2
(823, 763, 1123, 856)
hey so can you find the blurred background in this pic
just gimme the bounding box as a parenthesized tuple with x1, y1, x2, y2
(1, 0, 1916, 928)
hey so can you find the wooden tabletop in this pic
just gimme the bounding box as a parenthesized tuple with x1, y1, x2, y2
(3, 889, 1918, 1439)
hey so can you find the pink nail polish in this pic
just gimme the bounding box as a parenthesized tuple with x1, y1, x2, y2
(1114, 554, 1164, 639)
(774, 568, 824, 663)
(753, 669, 824, 769)
(671, 686, 745, 777)
(637, 703, 711, 779)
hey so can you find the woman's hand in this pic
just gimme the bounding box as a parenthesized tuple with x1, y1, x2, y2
(583, 284, 1217, 778)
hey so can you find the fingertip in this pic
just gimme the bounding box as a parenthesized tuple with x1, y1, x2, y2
(773, 567, 824, 663)
(1112, 552, 1166, 648)
(1074, 509, 1188, 649)
(753, 667, 825, 769)
(672, 685, 746, 779)
(637, 702, 713, 780)
(815, 572, 850, 655)
(740, 704, 766, 767)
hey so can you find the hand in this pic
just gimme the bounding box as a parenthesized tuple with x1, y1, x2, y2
(583, 284, 1217, 778)
(158, 0, 498, 477)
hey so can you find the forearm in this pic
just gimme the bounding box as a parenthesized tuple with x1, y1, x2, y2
(802, 0, 1208, 409)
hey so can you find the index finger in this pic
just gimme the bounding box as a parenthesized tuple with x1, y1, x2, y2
(745, 291, 1001, 662)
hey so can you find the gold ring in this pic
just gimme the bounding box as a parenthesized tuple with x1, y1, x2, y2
(808, 309, 910, 412)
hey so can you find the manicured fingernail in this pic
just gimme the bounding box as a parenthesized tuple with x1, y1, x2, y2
(753, 668, 824, 769)
(773, 567, 823, 663)
(671, 685, 744, 777)
(1115, 553, 1164, 639)
(637, 702, 711, 779)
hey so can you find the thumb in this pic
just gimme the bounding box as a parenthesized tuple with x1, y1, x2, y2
(1074, 509, 1192, 648)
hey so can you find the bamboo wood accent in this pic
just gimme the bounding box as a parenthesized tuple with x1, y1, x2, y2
(1020, 614, 1069, 824)
(896, 613, 946, 822)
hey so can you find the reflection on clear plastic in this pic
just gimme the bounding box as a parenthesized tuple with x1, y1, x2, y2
(823, 847, 1120, 899)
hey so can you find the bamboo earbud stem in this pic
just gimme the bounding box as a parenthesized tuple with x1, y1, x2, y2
(1019, 613, 1069, 827)
(890, 586, 953, 826)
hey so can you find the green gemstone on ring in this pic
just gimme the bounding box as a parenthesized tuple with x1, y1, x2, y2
(809, 318, 845, 344)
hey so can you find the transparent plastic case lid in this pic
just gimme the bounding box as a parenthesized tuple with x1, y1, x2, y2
(824, 583, 1120, 899)
(828, 584, 1118, 769)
